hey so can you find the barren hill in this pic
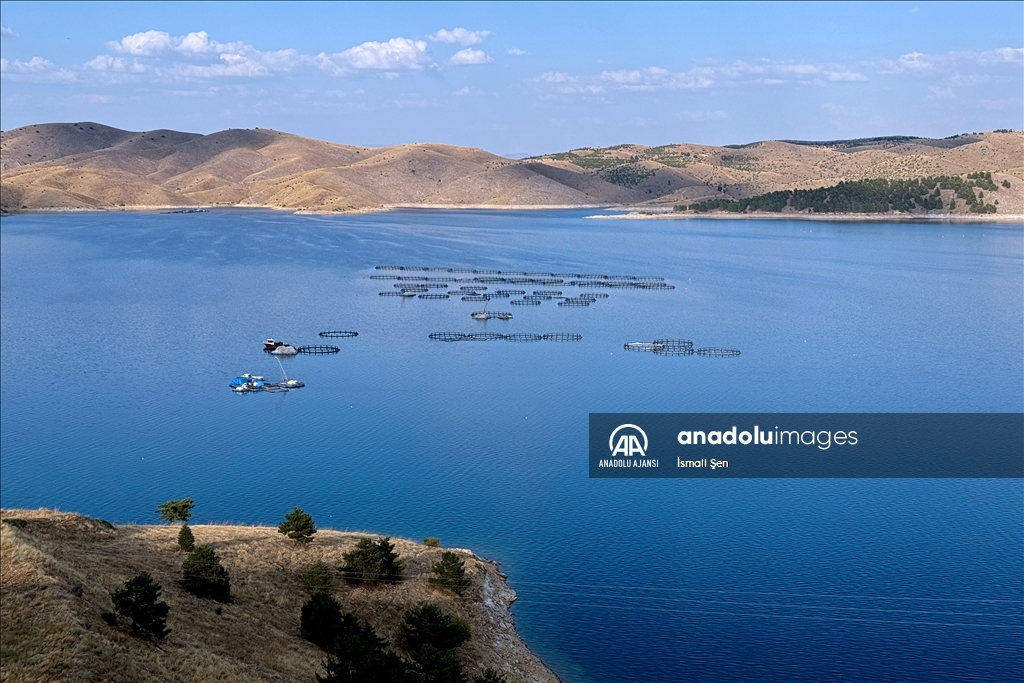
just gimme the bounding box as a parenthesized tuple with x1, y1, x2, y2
(0, 508, 558, 683)
(1, 122, 1021, 214)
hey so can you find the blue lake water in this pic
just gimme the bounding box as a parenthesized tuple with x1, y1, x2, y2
(1, 209, 1021, 682)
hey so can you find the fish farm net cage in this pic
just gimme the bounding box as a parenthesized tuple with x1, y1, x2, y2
(624, 342, 663, 352)
(379, 291, 409, 296)
(558, 299, 592, 307)
(461, 295, 490, 302)
(653, 338, 693, 350)
(510, 299, 541, 306)
(318, 331, 358, 338)
(696, 347, 742, 357)
(419, 293, 450, 299)
(297, 345, 340, 354)
(429, 332, 583, 343)
(533, 290, 563, 296)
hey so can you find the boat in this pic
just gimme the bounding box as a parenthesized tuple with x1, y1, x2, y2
(229, 374, 265, 392)
(264, 338, 284, 351)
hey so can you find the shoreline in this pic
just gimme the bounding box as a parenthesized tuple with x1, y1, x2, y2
(1, 508, 561, 683)
(3, 203, 1022, 223)
(590, 209, 1024, 224)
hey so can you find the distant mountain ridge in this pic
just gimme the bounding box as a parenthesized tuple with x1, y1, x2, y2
(2, 122, 1021, 214)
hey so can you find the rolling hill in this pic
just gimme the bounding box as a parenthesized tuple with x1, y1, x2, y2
(1, 122, 1021, 214)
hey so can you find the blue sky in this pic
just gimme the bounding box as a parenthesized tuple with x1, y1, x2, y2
(1, 1, 1021, 154)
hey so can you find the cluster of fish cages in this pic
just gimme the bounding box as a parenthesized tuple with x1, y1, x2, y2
(429, 332, 583, 343)
(470, 311, 513, 320)
(623, 339, 739, 357)
(296, 345, 341, 355)
(318, 330, 359, 338)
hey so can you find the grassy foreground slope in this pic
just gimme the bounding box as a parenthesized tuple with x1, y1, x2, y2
(1, 123, 1020, 214)
(0, 509, 558, 683)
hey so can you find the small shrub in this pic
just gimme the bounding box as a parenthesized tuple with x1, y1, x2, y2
(181, 545, 231, 601)
(400, 604, 471, 656)
(278, 507, 317, 544)
(301, 592, 343, 650)
(101, 611, 118, 626)
(474, 669, 509, 683)
(110, 571, 169, 639)
(156, 498, 194, 524)
(429, 552, 471, 595)
(342, 536, 405, 584)
(96, 519, 115, 530)
(177, 523, 195, 552)
(423, 537, 442, 548)
(2, 518, 27, 529)
(301, 561, 334, 594)
(1003, 180, 1012, 188)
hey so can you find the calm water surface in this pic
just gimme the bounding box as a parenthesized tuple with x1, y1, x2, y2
(2, 209, 1021, 682)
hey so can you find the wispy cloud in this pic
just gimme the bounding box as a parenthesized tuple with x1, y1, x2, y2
(1, 24, 17, 37)
(507, 48, 526, 56)
(536, 59, 868, 94)
(0, 56, 75, 81)
(449, 49, 491, 66)
(428, 28, 491, 46)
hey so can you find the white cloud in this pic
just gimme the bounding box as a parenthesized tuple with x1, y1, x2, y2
(539, 71, 575, 83)
(0, 56, 75, 82)
(928, 85, 955, 99)
(108, 30, 174, 55)
(449, 48, 491, 65)
(979, 47, 1024, 63)
(429, 28, 490, 46)
(1, 24, 17, 36)
(507, 47, 526, 56)
(454, 86, 470, 96)
(83, 55, 147, 73)
(322, 37, 430, 71)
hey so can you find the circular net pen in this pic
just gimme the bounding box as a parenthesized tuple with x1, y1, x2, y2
(396, 284, 429, 290)
(297, 345, 340, 354)
(542, 333, 583, 342)
(624, 342, 663, 352)
(653, 338, 693, 350)
(653, 347, 695, 356)
(696, 347, 741, 357)
(467, 332, 505, 341)
(510, 299, 541, 306)
(461, 295, 490, 302)
(319, 331, 359, 338)
(504, 333, 543, 342)
(419, 294, 450, 300)
(429, 332, 466, 342)
(574, 281, 611, 288)
(421, 283, 449, 289)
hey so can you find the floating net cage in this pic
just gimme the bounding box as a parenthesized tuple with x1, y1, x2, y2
(654, 347, 695, 356)
(419, 293, 450, 300)
(429, 332, 582, 342)
(470, 311, 513, 320)
(429, 332, 465, 342)
(534, 290, 563, 296)
(457, 285, 487, 291)
(624, 342, 663, 352)
(510, 299, 541, 306)
(523, 294, 551, 301)
(379, 291, 408, 296)
(488, 291, 511, 298)
(422, 283, 449, 289)
(495, 289, 526, 296)
(461, 295, 490, 302)
(696, 347, 741, 357)
(297, 345, 340, 354)
(370, 275, 401, 280)
(396, 283, 429, 290)
(559, 299, 592, 307)
(653, 338, 693, 350)
(318, 331, 358, 338)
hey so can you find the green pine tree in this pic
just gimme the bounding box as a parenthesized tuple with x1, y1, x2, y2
(177, 523, 195, 551)
(278, 507, 317, 544)
(110, 571, 169, 639)
(429, 552, 471, 595)
(341, 537, 405, 584)
(181, 545, 231, 601)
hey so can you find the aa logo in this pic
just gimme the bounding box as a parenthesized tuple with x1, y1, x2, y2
(609, 424, 648, 458)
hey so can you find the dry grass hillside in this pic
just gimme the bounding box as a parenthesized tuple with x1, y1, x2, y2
(0, 123, 627, 212)
(0, 508, 558, 683)
(2, 123, 1020, 215)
